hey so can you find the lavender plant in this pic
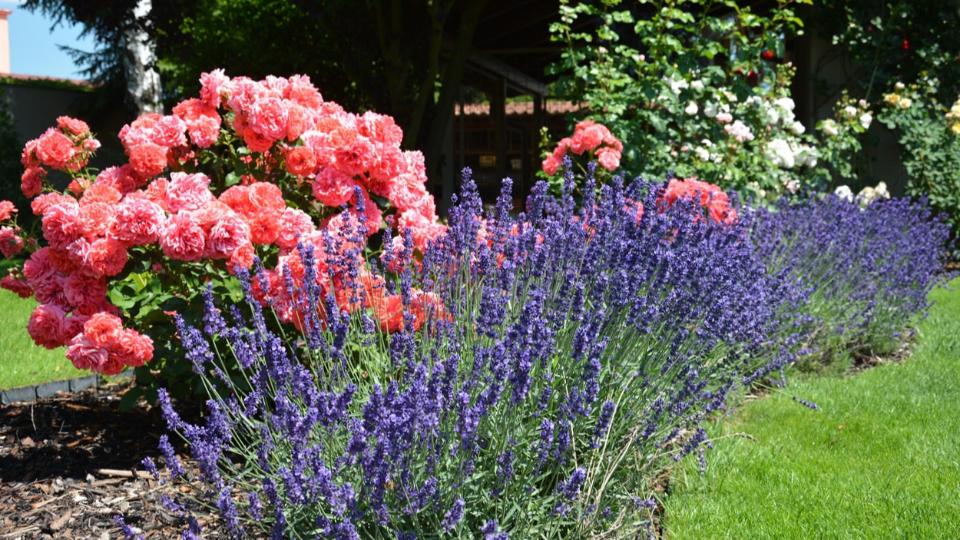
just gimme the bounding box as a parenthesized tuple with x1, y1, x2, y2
(752, 194, 950, 367)
(150, 165, 791, 539)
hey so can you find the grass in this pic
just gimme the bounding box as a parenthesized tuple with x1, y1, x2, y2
(663, 280, 960, 539)
(0, 290, 86, 389)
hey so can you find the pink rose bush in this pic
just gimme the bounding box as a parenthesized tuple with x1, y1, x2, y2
(1, 71, 445, 378)
(659, 177, 739, 224)
(542, 119, 624, 176)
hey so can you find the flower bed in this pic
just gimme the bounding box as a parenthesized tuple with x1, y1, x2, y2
(0, 73, 949, 538)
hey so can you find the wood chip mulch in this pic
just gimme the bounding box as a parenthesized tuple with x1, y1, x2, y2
(0, 383, 218, 539)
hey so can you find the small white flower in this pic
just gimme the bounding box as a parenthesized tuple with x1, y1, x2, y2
(694, 146, 711, 161)
(834, 185, 854, 202)
(704, 102, 718, 118)
(765, 138, 795, 168)
(821, 119, 839, 137)
(684, 101, 699, 115)
(843, 105, 858, 118)
(690, 80, 705, 91)
(790, 121, 806, 135)
(895, 82, 905, 90)
(859, 112, 872, 129)
(875, 181, 890, 199)
(669, 78, 689, 94)
(774, 97, 795, 111)
(857, 186, 879, 206)
(785, 179, 800, 193)
(716, 112, 733, 124)
(724, 120, 754, 142)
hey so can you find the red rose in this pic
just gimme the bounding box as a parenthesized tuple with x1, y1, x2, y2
(761, 49, 776, 61)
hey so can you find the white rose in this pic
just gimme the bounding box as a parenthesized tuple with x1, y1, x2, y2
(834, 185, 854, 202)
(843, 105, 858, 118)
(765, 138, 795, 168)
(790, 121, 806, 135)
(691, 80, 704, 91)
(775, 97, 795, 111)
(684, 101, 699, 115)
(875, 182, 890, 199)
(822, 119, 839, 137)
(704, 102, 718, 118)
(694, 146, 711, 161)
(716, 112, 733, 124)
(859, 112, 872, 129)
(785, 179, 800, 193)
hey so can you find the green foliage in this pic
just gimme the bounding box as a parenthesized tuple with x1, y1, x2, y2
(815, 0, 960, 104)
(664, 280, 960, 538)
(548, 0, 870, 201)
(877, 79, 960, 254)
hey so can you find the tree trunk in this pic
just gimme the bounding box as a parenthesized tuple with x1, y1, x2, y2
(122, 0, 162, 114)
(424, 0, 488, 210)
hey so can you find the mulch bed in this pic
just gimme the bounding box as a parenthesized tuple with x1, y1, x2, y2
(0, 383, 217, 539)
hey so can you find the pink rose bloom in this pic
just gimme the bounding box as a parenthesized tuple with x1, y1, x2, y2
(398, 208, 447, 251)
(172, 98, 222, 148)
(81, 312, 124, 347)
(112, 329, 154, 369)
(206, 210, 251, 259)
(87, 238, 128, 277)
(21, 138, 39, 168)
(542, 155, 561, 176)
(596, 147, 621, 171)
(41, 200, 83, 249)
(31, 193, 71, 216)
(80, 182, 122, 206)
(66, 335, 109, 371)
(21, 166, 45, 198)
(199, 69, 229, 108)
(56, 116, 90, 136)
(165, 172, 214, 212)
(161, 212, 206, 261)
(312, 167, 357, 207)
(248, 96, 289, 141)
(82, 138, 101, 152)
(61, 313, 90, 341)
(276, 208, 315, 251)
(34, 128, 76, 170)
(95, 165, 143, 194)
(283, 74, 323, 109)
(0, 226, 24, 258)
(284, 103, 315, 142)
(23, 247, 57, 283)
(28, 303, 67, 349)
(0, 200, 18, 221)
(283, 145, 317, 177)
(63, 273, 107, 309)
(78, 202, 116, 240)
(109, 197, 165, 245)
(572, 121, 605, 153)
(1, 274, 32, 298)
(127, 142, 168, 178)
(228, 243, 255, 273)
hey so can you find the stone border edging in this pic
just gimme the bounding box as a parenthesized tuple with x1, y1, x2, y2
(0, 371, 133, 404)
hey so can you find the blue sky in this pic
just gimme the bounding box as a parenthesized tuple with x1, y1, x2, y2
(3, 1, 94, 79)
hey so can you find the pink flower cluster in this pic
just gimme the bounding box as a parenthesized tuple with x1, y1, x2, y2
(659, 177, 738, 224)
(116, 70, 443, 250)
(4, 71, 449, 375)
(21, 116, 101, 198)
(542, 119, 624, 175)
(0, 200, 24, 260)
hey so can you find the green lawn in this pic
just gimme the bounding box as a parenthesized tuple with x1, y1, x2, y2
(0, 290, 86, 389)
(664, 280, 960, 539)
